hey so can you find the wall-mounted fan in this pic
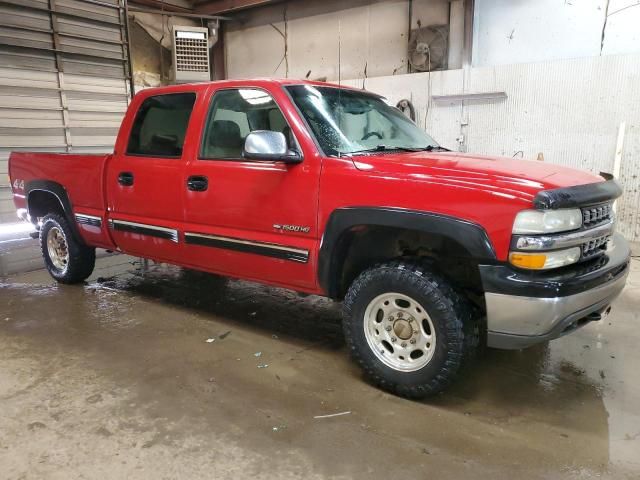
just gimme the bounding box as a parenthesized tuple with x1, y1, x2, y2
(408, 25, 449, 72)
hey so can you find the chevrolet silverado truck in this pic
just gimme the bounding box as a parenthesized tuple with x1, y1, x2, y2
(9, 79, 630, 398)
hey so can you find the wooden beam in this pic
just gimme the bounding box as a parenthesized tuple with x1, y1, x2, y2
(194, 0, 282, 15)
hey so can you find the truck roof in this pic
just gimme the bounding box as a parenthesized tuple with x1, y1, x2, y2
(136, 78, 380, 97)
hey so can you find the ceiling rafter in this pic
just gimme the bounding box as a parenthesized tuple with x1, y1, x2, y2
(194, 0, 285, 15)
(129, 0, 194, 14)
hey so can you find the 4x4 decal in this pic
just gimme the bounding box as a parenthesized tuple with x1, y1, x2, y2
(12, 179, 25, 191)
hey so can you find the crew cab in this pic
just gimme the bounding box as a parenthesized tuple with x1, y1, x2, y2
(9, 79, 630, 398)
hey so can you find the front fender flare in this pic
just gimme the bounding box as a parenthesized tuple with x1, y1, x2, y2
(318, 207, 496, 298)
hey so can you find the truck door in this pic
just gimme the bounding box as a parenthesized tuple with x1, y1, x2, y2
(106, 91, 196, 261)
(181, 86, 320, 290)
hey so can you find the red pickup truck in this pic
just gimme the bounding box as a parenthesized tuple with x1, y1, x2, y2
(9, 79, 630, 397)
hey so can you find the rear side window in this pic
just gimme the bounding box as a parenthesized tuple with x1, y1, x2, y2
(127, 92, 196, 157)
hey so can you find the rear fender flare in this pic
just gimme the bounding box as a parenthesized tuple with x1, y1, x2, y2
(25, 180, 84, 244)
(318, 207, 496, 298)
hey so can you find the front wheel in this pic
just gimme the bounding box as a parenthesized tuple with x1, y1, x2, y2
(342, 262, 475, 398)
(40, 213, 95, 284)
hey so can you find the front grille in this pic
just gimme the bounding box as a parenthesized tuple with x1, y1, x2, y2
(579, 202, 614, 261)
(581, 235, 610, 259)
(582, 203, 612, 228)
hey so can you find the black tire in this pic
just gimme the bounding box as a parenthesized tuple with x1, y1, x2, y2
(40, 213, 95, 284)
(342, 261, 476, 398)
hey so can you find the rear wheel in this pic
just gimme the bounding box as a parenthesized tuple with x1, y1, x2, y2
(343, 261, 475, 398)
(40, 213, 95, 284)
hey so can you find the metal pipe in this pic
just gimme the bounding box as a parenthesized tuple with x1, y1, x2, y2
(124, 0, 136, 97)
(407, 0, 413, 74)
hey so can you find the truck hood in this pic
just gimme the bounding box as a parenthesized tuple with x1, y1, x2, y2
(350, 151, 605, 204)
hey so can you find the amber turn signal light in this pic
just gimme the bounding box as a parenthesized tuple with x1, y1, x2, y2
(509, 252, 547, 269)
(509, 247, 581, 270)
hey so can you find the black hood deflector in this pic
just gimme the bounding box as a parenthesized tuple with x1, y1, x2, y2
(533, 179, 622, 209)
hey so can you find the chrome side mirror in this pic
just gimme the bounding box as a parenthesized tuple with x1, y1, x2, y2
(242, 130, 302, 163)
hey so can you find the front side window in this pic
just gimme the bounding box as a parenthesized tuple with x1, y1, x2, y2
(127, 92, 196, 157)
(285, 85, 439, 156)
(200, 88, 295, 159)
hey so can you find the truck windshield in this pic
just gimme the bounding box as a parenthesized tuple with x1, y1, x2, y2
(285, 85, 439, 156)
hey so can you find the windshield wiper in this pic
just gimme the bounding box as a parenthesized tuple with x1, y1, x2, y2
(423, 145, 451, 152)
(348, 144, 450, 155)
(348, 145, 424, 155)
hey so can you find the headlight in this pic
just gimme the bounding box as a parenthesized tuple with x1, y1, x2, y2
(512, 209, 582, 234)
(509, 247, 581, 270)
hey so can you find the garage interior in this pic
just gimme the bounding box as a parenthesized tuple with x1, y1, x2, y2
(1, 0, 640, 478)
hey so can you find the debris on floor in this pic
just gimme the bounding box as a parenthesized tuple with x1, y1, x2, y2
(254, 351, 262, 357)
(314, 411, 351, 419)
(205, 338, 215, 343)
(218, 331, 231, 340)
(2, 255, 638, 478)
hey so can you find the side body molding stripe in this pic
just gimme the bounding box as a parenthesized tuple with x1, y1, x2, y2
(185, 232, 309, 263)
(75, 213, 102, 227)
(108, 219, 179, 242)
(318, 207, 496, 298)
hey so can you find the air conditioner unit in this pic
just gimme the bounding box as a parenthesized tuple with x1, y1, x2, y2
(172, 25, 210, 83)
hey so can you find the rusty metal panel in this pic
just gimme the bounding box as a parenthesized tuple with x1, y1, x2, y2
(0, 3, 51, 31)
(0, 67, 59, 89)
(0, 108, 63, 128)
(57, 16, 124, 43)
(56, 0, 122, 25)
(0, 25, 53, 50)
(0, 47, 57, 71)
(61, 55, 126, 78)
(58, 36, 124, 59)
(68, 110, 123, 128)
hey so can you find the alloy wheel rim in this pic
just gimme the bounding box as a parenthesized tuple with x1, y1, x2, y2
(47, 226, 69, 271)
(363, 292, 436, 372)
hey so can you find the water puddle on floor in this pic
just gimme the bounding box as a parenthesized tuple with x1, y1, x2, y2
(1, 258, 638, 477)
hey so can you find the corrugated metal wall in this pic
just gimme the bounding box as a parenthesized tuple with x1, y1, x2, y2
(0, 0, 130, 224)
(464, 55, 640, 242)
(344, 53, 640, 242)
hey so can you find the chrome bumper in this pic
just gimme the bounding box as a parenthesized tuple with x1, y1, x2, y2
(482, 233, 630, 349)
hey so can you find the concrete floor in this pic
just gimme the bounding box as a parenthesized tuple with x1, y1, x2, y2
(1, 254, 639, 479)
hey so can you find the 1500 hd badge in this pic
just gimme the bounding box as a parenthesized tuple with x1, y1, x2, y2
(273, 224, 311, 233)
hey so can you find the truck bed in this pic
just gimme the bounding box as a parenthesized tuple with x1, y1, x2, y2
(9, 151, 110, 214)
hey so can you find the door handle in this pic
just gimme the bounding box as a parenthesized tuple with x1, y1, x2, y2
(187, 175, 208, 192)
(118, 171, 134, 186)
